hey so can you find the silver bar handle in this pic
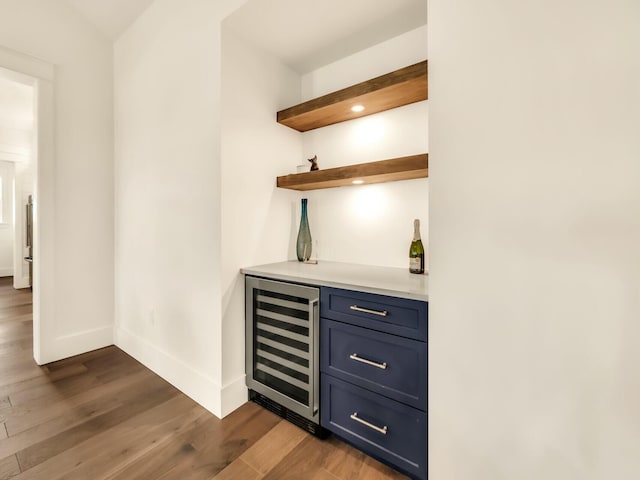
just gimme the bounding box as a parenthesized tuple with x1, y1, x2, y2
(349, 353, 387, 370)
(350, 305, 388, 317)
(350, 412, 387, 435)
(310, 298, 319, 415)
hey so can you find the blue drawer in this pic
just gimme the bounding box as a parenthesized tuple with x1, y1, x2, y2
(321, 319, 426, 410)
(321, 374, 426, 480)
(321, 287, 427, 341)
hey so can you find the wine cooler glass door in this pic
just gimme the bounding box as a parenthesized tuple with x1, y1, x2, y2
(246, 276, 319, 422)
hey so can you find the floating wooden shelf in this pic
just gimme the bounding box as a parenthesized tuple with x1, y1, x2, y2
(277, 61, 428, 132)
(277, 154, 428, 191)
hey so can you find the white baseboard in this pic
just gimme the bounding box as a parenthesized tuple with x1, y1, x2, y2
(221, 375, 248, 417)
(115, 327, 223, 418)
(13, 275, 29, 289)
(38, 325, 114, 365)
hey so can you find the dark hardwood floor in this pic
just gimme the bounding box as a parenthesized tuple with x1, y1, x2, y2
(0, 277, 407, 479)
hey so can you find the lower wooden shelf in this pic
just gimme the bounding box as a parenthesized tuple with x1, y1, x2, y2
(276, 154, 428, 191)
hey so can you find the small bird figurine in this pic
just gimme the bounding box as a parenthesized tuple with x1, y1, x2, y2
(308, 155, 319, 171)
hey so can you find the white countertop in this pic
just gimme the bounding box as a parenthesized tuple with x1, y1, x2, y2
(241, 261, 428, 302)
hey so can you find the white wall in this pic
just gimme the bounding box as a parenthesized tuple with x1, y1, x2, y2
(114, 0, 247, 418)
(0, 160, 15, 276)
(220, 25, 302, 415)
(429, 1, 640, 478)
(301, 26, 428, 268)
(0, 0, 114, 363)
(0, 126, 30, 162)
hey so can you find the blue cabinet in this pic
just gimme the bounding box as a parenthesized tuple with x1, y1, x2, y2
(321, 319, 427, 410)
(321, 287, 427, 340)
(320, 287, 427, 480)
(322, 374, 426, 480)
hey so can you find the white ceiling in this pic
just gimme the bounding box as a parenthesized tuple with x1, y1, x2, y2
(0, 75, 34, 131)
(61, 0, 156, 39)
(59, 0, 426, 72)
(224, 0, 427, 73)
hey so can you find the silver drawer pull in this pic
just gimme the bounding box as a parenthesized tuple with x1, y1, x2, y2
(350, 412, 388, 435)
(350, 305, 388, 317)
(349, 353, 387, 370)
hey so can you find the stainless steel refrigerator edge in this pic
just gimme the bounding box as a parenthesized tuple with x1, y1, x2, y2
(245, 276, 320, 427)
(24, 195, 33, 288)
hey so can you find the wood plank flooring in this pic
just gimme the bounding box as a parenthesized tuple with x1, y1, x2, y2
(0, 277, 407, 479)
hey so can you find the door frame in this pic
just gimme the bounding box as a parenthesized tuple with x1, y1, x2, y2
(0, 45, 55, 365)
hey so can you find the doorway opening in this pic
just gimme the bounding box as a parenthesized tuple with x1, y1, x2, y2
(0, 46, 55, 365)
(0, 72, 34, 290)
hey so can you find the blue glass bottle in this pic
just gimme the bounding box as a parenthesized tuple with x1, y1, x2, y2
(296, 198, 312, 261)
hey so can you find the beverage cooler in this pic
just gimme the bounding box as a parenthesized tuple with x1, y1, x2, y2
(245, 276, 325, 436)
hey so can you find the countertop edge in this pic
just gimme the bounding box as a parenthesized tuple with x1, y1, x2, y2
(240, 263, 428, 302)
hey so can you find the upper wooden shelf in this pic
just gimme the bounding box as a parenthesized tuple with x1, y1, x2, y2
(277, 154, 428, 191)
(277, 61, 428, 132)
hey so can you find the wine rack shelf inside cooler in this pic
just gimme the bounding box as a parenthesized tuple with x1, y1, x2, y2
(255, 292, 311, 404)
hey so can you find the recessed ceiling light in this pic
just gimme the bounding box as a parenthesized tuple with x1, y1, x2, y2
(351, 105, 365, 113)
(352, 179, 364, 185)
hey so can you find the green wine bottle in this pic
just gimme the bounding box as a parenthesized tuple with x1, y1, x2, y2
(409, 219, 425, 274)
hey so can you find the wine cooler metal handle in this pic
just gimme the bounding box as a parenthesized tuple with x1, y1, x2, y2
(349, 305, 388, 317)
(349, 353, 387, 370)
(350, 412, 388, 435)
(310, 297, 320, 416)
